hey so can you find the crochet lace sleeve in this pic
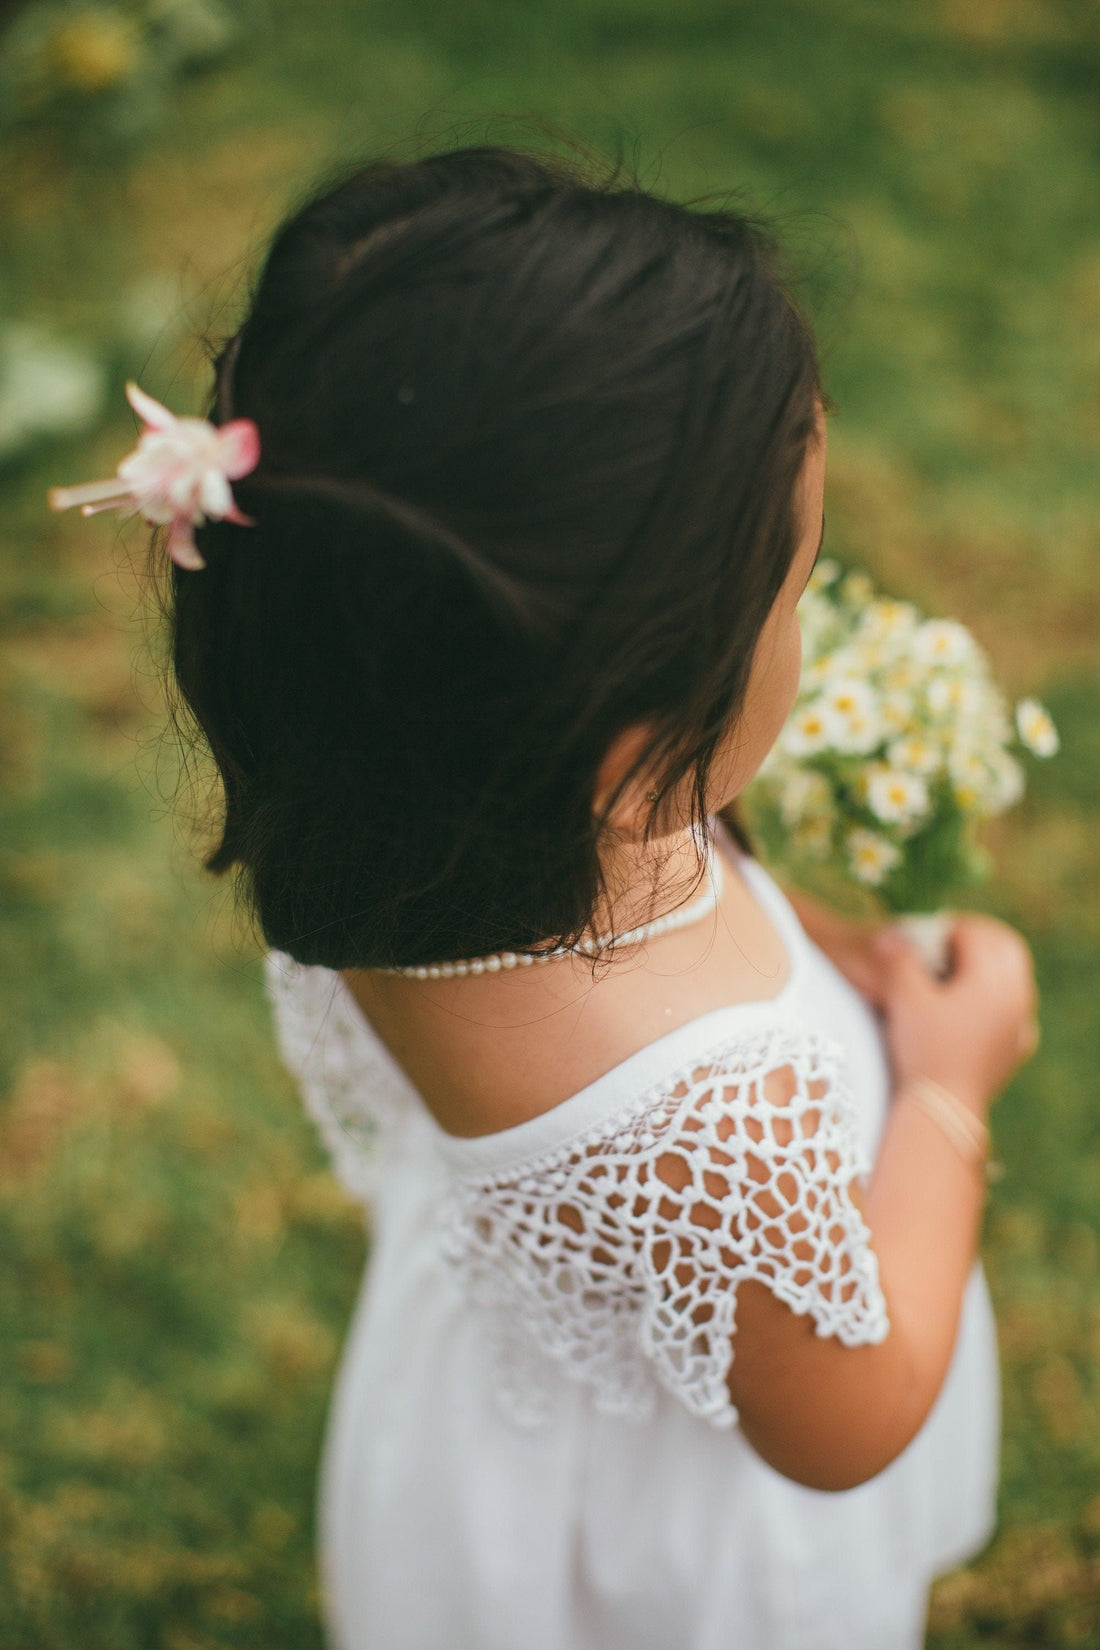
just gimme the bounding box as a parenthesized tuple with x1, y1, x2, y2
(442, 1019, 889, 1429)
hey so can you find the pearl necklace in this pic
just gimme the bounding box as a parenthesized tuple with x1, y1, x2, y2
(379, 844, 725, 979)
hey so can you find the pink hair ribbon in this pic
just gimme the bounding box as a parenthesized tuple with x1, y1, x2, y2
(48, 381, 261, 570)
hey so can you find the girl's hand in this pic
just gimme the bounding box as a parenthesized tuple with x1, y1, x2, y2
(781, 885, 1040, 1110)
(871, 913, 1039, 1115)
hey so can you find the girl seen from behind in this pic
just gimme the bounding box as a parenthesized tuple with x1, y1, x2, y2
(108, 145, 1041, 1648)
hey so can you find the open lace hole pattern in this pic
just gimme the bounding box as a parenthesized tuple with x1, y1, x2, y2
(265, 955, 888, 1430)
(439, 1022, 889, 1430)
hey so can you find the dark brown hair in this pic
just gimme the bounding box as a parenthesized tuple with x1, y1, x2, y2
(168, 143, 824, 969)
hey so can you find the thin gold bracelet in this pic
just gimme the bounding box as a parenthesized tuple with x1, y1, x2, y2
(900, 1074, 1004, 1184)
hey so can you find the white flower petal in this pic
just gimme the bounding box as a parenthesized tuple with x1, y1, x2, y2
(1015, 698, 1060, 757)
(846, 827, 902, 885)
(200, 470, 234, 518)
(913, 619, 978, 668)
(866, 765, 931, 826)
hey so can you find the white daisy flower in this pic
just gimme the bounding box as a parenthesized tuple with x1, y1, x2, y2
(912, 619, 979, 668)
(852, 637, 888, 671)
(884, 659, 921, 693)
(878, 688, 917, 737)
(782, 700, 839, 757)
(886, 735, 941, 776)
(865, 764, 932, 827)
(953, 682, 1011, 745)
(1015, 697, 1059, 757)
(857, 599, 921, 645)
(837, 709, 882, 755)
(822, 643, 865, 675)
(926, 674, 984, 720)
(820, 676, 875, 718)
(804, 643, 861, 688)
(819, 676, 882, 755)
(846, 827, 902, 886)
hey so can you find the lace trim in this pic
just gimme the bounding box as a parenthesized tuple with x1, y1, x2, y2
(264, 957, 889, 1431)
(437, 1020, 888, 1429)
(265, 952, 413, 1203)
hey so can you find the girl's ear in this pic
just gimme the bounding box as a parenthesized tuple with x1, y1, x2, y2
(591, 723, 664, 840)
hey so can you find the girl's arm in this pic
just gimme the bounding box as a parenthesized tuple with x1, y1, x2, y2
(679, 911, 1036, 1492)
(720, 1066, 986, 1491)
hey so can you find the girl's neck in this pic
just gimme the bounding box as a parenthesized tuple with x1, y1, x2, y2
(584, 820, 717, 953)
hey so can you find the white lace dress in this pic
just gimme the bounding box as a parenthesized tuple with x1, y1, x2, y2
(265, 837, 1000, 1650)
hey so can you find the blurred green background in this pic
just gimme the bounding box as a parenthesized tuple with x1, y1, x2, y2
(1, 1, 1098, 1646)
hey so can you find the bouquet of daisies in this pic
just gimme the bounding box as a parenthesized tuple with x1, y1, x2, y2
(745, 559, 1059, 937)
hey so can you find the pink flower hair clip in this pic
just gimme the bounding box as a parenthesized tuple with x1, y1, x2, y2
(48, 381, 261, 570)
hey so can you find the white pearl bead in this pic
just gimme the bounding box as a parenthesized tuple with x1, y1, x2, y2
(383, 848, 723, 981)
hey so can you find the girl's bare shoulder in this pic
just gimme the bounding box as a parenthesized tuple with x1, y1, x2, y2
(341, 854, 793, 1140)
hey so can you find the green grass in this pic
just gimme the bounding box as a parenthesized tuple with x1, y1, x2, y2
(1, 1, 1099, 1644)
